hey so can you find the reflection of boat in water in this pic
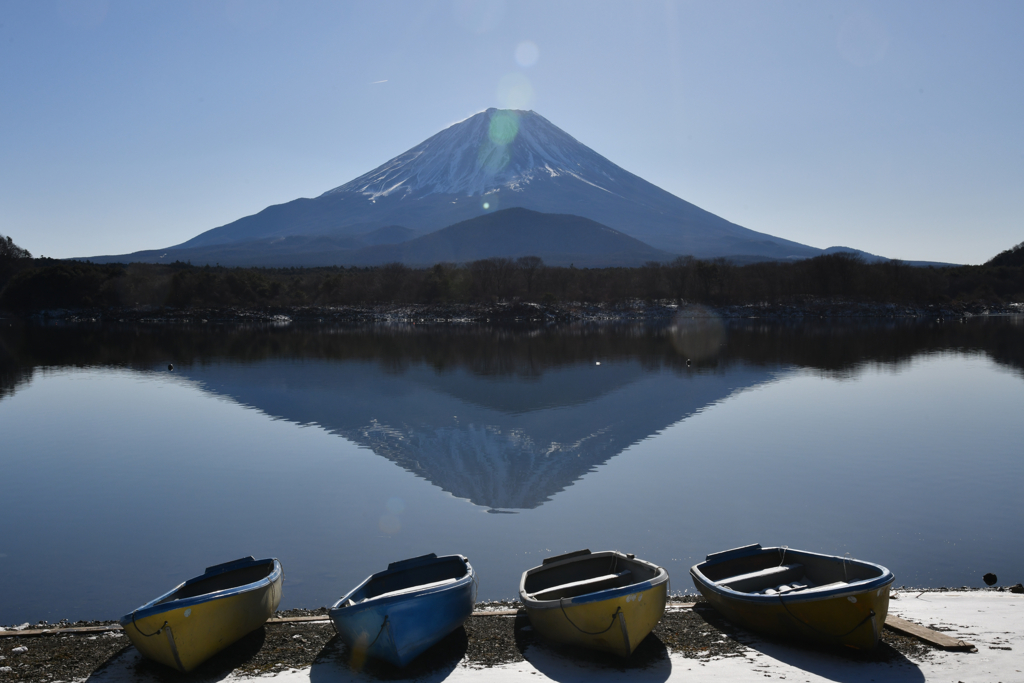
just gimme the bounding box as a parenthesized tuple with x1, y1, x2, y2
(329, 553, 476, 667)
(519, 549, 668, 657)
(690, 544, 894, 650)
(119, 556, 282, 672)
(181, 359, 778, 509)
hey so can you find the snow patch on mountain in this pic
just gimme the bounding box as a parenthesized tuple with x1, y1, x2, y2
(323, 109, 630, 200)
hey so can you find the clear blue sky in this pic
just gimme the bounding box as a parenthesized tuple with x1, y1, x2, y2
(2, 0, 1021, 264)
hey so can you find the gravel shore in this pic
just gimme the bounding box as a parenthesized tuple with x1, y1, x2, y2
(0, 599, 939, 682)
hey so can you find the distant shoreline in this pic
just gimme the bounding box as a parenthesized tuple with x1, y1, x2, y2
(5, 299, 1021, 325)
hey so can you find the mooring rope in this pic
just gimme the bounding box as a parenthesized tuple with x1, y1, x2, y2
(778, 597, 876, 641)
(368, 615, 390, 649)
(559, 601, 622, 636)
(130, 611, 167, 638)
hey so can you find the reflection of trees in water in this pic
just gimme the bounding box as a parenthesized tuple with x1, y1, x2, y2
(0, 365, 33, 401)
(0, 331, 34, 400)
(721, 318, 1024, 380)
(0, 317, 1022, 389)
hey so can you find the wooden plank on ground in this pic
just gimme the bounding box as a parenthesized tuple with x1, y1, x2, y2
(266, 616, 329, 624)
(471, 609, 521, 616)
(0, 625, 122, 637)
(885, 614, 976, 651)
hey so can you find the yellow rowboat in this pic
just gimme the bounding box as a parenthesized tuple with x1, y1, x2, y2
(119, 556, 282, 672)
(690, 544, 894, 650)
(519, 549, 668, 657)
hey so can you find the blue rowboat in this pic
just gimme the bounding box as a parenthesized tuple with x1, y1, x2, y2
(119, 556, 283, 672)
(690, 544, 895, 649)
(329, 553, 477, 668)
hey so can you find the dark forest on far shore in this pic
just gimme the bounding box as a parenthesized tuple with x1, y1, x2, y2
(1, 235, 1022, 313)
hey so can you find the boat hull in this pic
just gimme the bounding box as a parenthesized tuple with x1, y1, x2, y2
(697, 580, 890, 649)
(120, 558, 282, 672)
(691, 545, 894, 650)
(330, 554, 477, 668)
(525, 580, 667, 657)
(520, 550, 668, 658)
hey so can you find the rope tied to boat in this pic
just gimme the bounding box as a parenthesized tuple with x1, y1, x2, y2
(559, 600, 622, 636)
(130, 611, 168, 638)
(778, 596, 876, 641)
(368, 615, 390, 649)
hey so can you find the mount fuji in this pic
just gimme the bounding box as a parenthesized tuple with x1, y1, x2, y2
(86, 109, 822, 266)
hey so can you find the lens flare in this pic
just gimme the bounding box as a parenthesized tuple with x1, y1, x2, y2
(477, 109, 518, 174)
(349, 633, 370, 671)
(477, 144, 510, 173)
(669, 308, 726, 362)
(515, 41, 539, 67)
(488, 109, 519, 145)
(496, 72, 534, 110)
(483, 202, 491, 209)
(378, 514, 401, 534)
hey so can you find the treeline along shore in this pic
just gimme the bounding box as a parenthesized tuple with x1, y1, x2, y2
(1, 236, 1022, 318)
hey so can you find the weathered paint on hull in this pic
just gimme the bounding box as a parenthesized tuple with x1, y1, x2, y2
(525, 580, 667, 658)
(696, 580, 891, 649)
(331, 578, 476, 667)
(121, 571, 282, 672)
(690, 545, 894, 651)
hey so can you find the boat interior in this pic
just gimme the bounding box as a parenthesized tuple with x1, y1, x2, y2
(156, 558, 274, 604)
(344, 554, 469, 605)
(699, 547, 884, 596)
(523, 550, 659, 601)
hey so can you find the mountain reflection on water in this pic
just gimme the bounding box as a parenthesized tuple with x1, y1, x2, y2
(2, 316, 1022, 511)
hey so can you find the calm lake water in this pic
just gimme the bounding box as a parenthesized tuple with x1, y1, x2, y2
(1, 316, 1022, 625)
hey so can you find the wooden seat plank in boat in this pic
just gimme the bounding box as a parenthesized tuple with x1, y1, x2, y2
(716, 563, 804, 592)
(530, 570, 632, 601)
(365, 578, 458, 601)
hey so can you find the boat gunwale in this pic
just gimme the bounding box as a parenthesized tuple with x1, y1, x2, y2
(690, 546, 894, 605)
(118, 558, 282, 626)
(328, 555, 475, 615)
(519, 550, 669, 610)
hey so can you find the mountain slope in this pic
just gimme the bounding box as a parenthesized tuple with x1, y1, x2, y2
(330, 208, 677, 267)
(85, 209, 674, 267)
(362, 208, 674, 267)
(89, 109, 821, 264)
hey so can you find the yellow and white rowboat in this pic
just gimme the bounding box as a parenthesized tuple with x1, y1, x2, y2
(119, 556, 282, 672)
(519, 549, 668, 657)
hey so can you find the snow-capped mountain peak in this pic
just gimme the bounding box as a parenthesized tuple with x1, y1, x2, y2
(111, 107, 822, 262)
(324, 108, 627, 199)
